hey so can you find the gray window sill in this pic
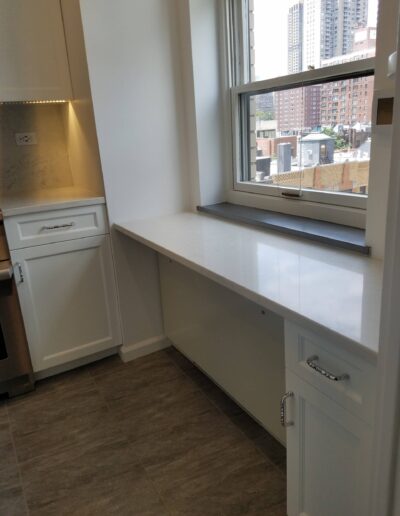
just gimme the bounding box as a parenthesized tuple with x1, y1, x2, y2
(197, 202, 369, 255)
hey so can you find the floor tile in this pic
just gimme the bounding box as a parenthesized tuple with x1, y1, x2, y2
(3, 348, 287, 515)
(21, 438, 140, 512)
(8, 382, 106, 438)
(181, 364, 218, 391)
(230, 412, 269, 440)
(113, 388, 213, 443)
(0, 400, 8, 421)
(29, 469, 168, 516)
(165, 346, 196, 372)
(93, 350, 184, 402)
(254, 433, 287, 473)
(0, 486, 28, 516)
(203, 383, 245, 417)
(148, 436, 266, 503)
(12, 407, 120, 464)
(167, 460, 286, 516)
(0, 438, 21, 492)
(134, 406, 243, 469)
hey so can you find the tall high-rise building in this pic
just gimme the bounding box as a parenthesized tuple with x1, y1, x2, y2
(303, 0, 369, 70)
(288, 0, 304, 74)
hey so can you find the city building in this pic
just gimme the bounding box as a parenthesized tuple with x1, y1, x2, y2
(303, 0, 368, 70)
(288, 0, 304, 74)
(320, 27, 375, 126)
(276, 85, 321, 133)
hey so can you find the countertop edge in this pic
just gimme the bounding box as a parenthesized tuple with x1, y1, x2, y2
(115, 220, 378, 363)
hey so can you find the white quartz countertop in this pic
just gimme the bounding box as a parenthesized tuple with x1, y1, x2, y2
(1, 187, 106, 217)
(116, 212, 383, 360)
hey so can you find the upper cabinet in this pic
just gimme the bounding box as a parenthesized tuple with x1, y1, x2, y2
(0, 0, 72, 102)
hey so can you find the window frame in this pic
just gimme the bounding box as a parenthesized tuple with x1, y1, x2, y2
(227, 0, 378, 212)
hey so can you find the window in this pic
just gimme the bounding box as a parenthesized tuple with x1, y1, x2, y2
(229, 0, 379, 210)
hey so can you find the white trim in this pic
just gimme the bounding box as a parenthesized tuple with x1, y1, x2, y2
(234, 182, 368, 210)
(118, 335, 171, 363)
(233, 57, 375, 95)
(226, 189, 366, 228)
(370, 36, 400, 516)
(34, 347, 119, 380)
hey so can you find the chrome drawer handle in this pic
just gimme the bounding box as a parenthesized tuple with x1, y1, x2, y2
(280, 391, 294, 427)
(42, 222, 75, 231)
(306, 355, 349, 382)
(14, 262, 24, 283)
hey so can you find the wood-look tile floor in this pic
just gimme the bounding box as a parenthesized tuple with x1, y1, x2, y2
(0, 348, 287, 515)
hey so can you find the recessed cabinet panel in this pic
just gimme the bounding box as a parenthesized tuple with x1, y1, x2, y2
(11, 235, 121, 371)
(285, 370, 372, 516)
(0, 0, 72, 101)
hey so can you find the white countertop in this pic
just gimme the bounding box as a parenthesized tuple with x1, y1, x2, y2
(1, 187, 106, 217)
(116, 212, 383, 360)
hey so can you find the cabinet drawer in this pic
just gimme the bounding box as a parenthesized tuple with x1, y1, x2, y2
(4, 205, 108, 250)
(284, 320, 376, 423)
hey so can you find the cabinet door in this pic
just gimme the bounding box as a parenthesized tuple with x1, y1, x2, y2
(11, 235, 121, 372)
(0, 0, 72, 101)
(285, 370, 372, 516)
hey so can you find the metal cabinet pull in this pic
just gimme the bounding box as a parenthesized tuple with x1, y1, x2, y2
(306, 355, 349, 382)
(14, 263, 24, 283)
(280, 391, 294, 427)
(42, 222, 75, 231)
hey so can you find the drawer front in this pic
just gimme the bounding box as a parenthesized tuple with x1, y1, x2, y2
(4, 205, 108, 250)
(284, 320, 376, 423)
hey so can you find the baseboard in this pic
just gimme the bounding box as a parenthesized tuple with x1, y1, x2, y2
(118, 335, 171, 363)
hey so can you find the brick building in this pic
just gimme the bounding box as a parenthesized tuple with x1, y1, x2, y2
(320, 28, 375, 126)
(276, 85, 321, 133)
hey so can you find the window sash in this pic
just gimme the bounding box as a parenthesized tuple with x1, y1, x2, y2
(230, 58, 375, 210)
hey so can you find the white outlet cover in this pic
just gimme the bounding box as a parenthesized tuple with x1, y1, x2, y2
(15, 132, 37, 146)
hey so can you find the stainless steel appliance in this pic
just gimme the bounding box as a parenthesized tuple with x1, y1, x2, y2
(0, 212, 34, 396)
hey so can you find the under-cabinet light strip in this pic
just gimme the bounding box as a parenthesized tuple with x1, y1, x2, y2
(0, 100, 68, 105)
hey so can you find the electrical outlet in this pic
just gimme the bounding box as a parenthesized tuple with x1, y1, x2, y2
(15, 132, 37, 146)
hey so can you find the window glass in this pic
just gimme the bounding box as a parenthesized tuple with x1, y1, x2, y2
(246, 74, 374, 195)
(251, 0, 378, 82)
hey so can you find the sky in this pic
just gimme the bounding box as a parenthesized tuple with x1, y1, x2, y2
(253, 0, 379, 81)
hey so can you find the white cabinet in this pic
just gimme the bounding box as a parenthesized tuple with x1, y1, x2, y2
(10, 234, 121, 372)
(285, 370, 373, 516)
(0, 0, 72, 101)
(284, 321, 376, 516)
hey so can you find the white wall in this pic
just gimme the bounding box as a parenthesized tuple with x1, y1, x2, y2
(79, 0, 189, 350)
(61, 0, 104, 196)
(178, 0, 227, 208)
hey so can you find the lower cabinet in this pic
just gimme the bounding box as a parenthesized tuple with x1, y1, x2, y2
(285, 370, 373, 516)
(10, 235, 121, 372)
(284, 321, 376, 516)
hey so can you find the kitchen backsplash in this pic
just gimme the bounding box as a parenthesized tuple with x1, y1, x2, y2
(0, 103, 73, 194)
